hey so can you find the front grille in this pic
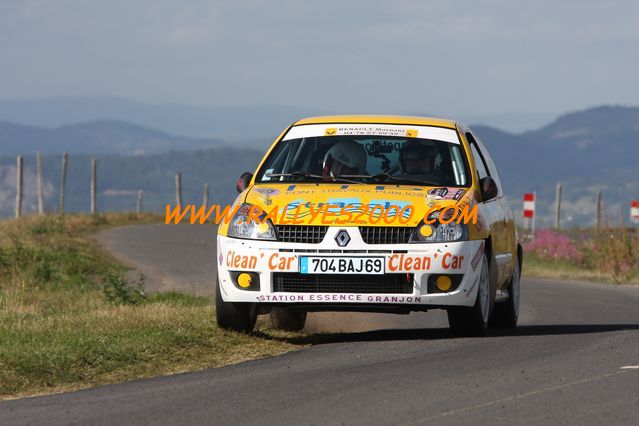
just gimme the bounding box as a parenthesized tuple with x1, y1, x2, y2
(359, 227, 413, 244)
(274, 225, 328, 244)
(272, 272, 414, 294)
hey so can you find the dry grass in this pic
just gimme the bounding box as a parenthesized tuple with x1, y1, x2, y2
(522, 256, 623, 283)
(0, 213, 304, 399)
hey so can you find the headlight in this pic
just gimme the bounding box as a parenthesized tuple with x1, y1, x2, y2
(227, 204, 276, 240)
(410, 211, 467, 243)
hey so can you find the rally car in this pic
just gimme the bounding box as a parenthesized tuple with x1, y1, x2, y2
(216, 115, 522, 336)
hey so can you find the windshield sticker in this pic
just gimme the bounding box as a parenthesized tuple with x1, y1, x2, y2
(283, 124, 460, 144)
(423, 187, 467, 201)
(453, 189, 466, 200)
(262, 168, 275, 181)
(428, 187, 448, 198)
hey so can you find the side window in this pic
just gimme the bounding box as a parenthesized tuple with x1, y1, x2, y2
(466, 131, 503, 197)
(468, 139, 489, 180)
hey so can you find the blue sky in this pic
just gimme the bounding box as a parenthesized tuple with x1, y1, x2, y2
(1, 0, 638, 117)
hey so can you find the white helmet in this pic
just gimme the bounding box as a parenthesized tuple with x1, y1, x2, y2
(322, 140, 367, 176)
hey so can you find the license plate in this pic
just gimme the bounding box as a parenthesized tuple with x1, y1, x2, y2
(299, 256, 385, 274)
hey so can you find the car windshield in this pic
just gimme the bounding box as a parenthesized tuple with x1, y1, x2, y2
(256, 126, 470, 187)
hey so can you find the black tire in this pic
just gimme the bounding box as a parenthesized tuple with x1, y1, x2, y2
(490, 254, 520, 329)
(215, 278, 257, 333)
(269, 308, 307, 331)
(447, 250, 496, 337)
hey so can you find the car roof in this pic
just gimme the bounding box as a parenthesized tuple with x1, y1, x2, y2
(293, 115, 458, 129)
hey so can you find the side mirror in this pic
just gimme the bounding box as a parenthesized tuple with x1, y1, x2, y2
(480, 176, 498, 202)
(236, 172, 253, 193)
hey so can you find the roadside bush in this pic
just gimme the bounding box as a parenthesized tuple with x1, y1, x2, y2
(101, 273, 146, 305)
(580, 227, 637, 283)
(525, 229, 582, 262)
(524, 227, 639, 283)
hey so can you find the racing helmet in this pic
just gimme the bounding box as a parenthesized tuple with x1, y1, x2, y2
(322, 140, 367, 177)
(399, 141, 437, 173)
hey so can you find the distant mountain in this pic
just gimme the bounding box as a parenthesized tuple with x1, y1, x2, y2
(472, 105, 639, 184)
(525, 105, 639, 147)
(0, 96, 325, 140)
(1, 104, 638, 226)
(524, 105, 639, 174)
(471, 105, 639, 227)
(461, 112, 557, 133)
(0, 120, 223, 155)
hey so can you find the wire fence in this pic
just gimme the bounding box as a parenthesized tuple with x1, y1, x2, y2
(6, 153, 639, 229)
(8, 152, 213, 218)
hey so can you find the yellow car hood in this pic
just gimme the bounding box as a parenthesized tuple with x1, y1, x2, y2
(243, 183, 473, 227)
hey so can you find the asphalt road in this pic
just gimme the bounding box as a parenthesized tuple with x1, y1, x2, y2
(96, 224, 442, 332)
(97, 223, 218, 296)
(1, 224, 638, 425)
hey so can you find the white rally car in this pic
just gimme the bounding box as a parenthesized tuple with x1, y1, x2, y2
(216, 115, 521, 336)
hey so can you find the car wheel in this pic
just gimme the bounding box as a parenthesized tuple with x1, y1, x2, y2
(490, 254, 520, 329)
(215, 278, 257, 333)
(447, 250, 496, 337)
(269, 308, 307, 331)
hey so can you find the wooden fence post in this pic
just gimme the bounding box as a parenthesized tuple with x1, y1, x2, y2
(90, 157, 97, 214)
(60, 153, 68, 214)
(596, 191, 603, 230)
(203, 183, 209, 207)
(175, 173, 182, 206)
(554, 183, 562, 229)
(136, 190, 143, 214)
(37, 152, 45, 215)
(15, 156, 23, 218)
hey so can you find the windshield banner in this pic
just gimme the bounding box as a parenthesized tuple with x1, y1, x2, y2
(283, 124, 460, 144)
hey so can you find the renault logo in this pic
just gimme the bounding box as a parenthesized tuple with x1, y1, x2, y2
(334, 229, 350, 247)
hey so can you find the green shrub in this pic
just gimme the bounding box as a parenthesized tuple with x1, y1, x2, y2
(102, 273, 146, 305)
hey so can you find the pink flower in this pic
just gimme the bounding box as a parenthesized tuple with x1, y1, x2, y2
(525, 229, 582, 262)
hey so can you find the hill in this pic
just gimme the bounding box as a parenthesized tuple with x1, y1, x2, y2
(471, 105, 639, 226)
(0, 120, 224, 156)
(0, 96, 324, 140)
(1, 104, 638, 226)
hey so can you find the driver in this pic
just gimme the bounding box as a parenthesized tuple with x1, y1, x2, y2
(322, 140, 367, 177)
(399, 142, 438, 175)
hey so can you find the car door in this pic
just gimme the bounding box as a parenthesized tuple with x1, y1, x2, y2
(465, 131, 513, 287)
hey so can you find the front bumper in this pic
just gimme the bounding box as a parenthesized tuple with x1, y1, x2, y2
(217, 228, 484, 309)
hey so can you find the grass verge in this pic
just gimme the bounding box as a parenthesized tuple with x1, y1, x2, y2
(0, 214, 304, 399)
(522, 255, 632, 284)
(520, 227, 639, 285)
